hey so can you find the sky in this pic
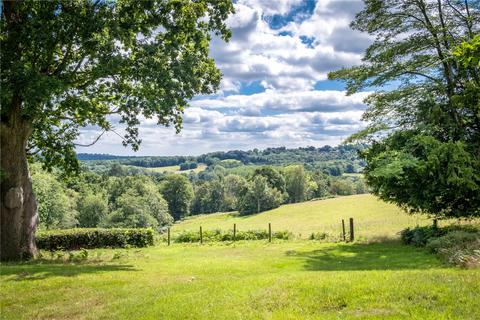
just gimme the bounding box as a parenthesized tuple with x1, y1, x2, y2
(77, 0, 373, 156)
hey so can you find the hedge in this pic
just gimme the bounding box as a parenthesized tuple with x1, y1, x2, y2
(36, 228, 155, 250)
(173, 229, 292, 243)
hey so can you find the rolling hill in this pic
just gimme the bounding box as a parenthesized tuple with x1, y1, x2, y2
(173, 194, 432, 240)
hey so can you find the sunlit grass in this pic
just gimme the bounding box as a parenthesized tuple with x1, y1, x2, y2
(174, 194, 432, 239)
(145, 163, 207, 174)
(1, 241, 479, 319)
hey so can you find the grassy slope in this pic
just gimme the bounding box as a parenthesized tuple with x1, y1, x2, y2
(174, 194, 431, 239)
(2, 242, 480, 320)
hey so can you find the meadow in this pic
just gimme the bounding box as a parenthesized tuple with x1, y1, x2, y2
(1, 241, 480, 319)
(173, 194, 432, 240)
(1, 195, 479, 320)
(124, 163, 208, 174)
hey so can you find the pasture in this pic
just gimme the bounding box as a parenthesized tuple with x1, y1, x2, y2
(2, 241, 480, 319)
(173, 194, 432, 240)
(1, 195, 478, 320)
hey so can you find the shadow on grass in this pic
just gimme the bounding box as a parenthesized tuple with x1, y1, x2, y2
(0, 263, 137, 281)
(287, 242, 441, 271)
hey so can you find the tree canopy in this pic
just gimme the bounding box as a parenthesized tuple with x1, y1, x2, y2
(0, 0, 233, 260)
(330, 0, 480, 218)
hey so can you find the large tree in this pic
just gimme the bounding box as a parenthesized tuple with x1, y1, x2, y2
(0, 0, 233, 260)
(160, 174, 194, 220)
(330, 0, 480, 218)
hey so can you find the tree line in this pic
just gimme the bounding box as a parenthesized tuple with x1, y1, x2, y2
(78, 144, 365, 169)
(32, 162, 367, 231)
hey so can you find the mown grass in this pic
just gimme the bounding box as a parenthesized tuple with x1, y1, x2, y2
(174, 194, 432, 239)
(2, 241, 480, 319)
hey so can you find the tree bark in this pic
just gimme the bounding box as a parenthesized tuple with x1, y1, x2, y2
(0, 109, 38, 261)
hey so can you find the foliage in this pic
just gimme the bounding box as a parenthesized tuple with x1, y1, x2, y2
(284, 165, 309, 203)
(401, 224, 480, 268)
(79, 144, 365, 173)
(426, 231, 480, 268)
(160, 174, 194, 220)
(253, 166, 286, 193)
(363, 133, 480, 218)
(190, 180, 225, 214)
(173, 229, 292, 243)
(330, 0, 480, 219)
(400, 225, 445, 247)
(36, 228, 154, 250)
(222, 174, 248, 211)
(31, 165, 78, 229)
(105, 176, 172, 229)
(1, 0, 234, 173)
(454, 34, 480, 67)
(330, 179, 355, 196)
(238, 175, 283, 215)
(179, 162, 198, 171)
(77, 191, 108, 228)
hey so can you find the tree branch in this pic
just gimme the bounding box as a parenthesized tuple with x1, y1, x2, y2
(74, 130, 107, 147)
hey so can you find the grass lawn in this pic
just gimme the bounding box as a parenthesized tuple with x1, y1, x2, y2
(174, 194, 432, 239)
(2, 241, 480, 319)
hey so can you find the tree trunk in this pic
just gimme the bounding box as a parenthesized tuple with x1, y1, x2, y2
(0, 111, 38, 261)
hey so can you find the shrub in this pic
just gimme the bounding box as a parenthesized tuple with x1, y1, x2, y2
(173, 229, 292, 243)
(36, 228, 155, 250)
(401, 224, 480, 268)
(426, 231, 480, 268)
(400, 226, 444, 246)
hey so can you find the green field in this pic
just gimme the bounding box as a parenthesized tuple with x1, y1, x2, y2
(173, 194, 431, 239)
(1, 195, 479, 319)
(132, 163, 208, 174)
(1, 241, 479, 319)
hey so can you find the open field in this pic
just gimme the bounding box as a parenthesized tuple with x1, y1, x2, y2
(127, 163, 208, 174)
(173, 194, 432, 239)
(2, 241, 480, 320)
(2, 195, 478, 319)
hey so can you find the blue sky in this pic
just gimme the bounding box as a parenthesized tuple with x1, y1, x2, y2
(78, 0, 372, 156)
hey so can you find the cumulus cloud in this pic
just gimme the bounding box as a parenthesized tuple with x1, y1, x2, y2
(191, 90, 370, 114)
(78, 1, 371, 156)
(209, 0, 369, 92)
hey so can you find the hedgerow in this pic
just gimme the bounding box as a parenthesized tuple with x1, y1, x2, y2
(36, 228, 155, 250)
(172, 229, 292, 243)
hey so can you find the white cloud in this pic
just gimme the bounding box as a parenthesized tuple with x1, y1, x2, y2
(191, 90, 370, 113)
(209, 0, 368, 92)
(78, 1, 372, 156)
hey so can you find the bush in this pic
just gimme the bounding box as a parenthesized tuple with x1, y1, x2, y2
(173, 229, 292, 243)
(36, 228, 155, 250)
(401, 224, 480, 268)
(426, 231, 480, 268)
(400, 226, 444, 246)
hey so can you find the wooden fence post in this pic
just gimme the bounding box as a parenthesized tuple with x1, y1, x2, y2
(349, 218, 354, 242)
(341, 219, 346, 242)
(167, 227, 171, 246)
(433, 219, 438, 229)
(233, 223, 236, 242)
(268, 223, 272, 242)
(200, 226, 203, 244)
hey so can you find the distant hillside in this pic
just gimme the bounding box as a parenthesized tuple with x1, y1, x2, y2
(77, 153, 131, 161)
(78, 144, 366, 169)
